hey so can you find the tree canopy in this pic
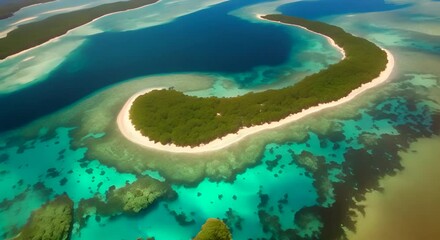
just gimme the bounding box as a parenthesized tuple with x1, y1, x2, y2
(129, 14, 388, 147)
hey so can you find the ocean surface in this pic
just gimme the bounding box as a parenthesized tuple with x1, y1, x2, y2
(278, 0, 410, 20)
(0, 0, 439, 239)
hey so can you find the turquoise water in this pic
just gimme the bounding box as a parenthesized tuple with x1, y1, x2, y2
(0, 128, 137, 237)
(1, 92, 436, 238)
(1, 0, 440, 239)
(0, 0, 339, 132)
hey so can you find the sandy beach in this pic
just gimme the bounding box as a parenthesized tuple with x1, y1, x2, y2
(116, 16, 395, 153)
(256, 14, 346, 59)
(0, 1, 159, 62)
(41, 4, 91, 15)
(0, 27, 16, 39)
(9, 16, 37, 26)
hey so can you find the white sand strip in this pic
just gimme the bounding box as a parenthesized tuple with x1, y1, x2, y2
(9, 16, 37, 26)
(256, 14, 346, 59)
(118, 49, 393, 153)
(0, 27, 16, 38)
(21, 56, 35, 62)
(0, 1, 159, 62)
(41, 4, 91, 15)
(117, 43, 394, 153)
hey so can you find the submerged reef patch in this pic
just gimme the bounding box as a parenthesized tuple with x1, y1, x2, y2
(0, 6, 438, 238)
(194, 218, 232, 240)
(292, 151, 335, 205)
(246, 72, 440, 239)
(76, 176, 175, 227)
(127, 14, 388, 147)
(14, 194, 73, 240)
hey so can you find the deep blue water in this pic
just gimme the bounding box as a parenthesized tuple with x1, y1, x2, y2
(278, 0, 411, 19)
(0, 0, 294, 132)
(1, 0, 440, 239)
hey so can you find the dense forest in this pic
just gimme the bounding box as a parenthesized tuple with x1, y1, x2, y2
(0, 0, 158, 59)
(129, 14, 388, 147)
(0, 0, 54, 20)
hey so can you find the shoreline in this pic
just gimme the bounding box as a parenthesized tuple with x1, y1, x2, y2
(0, 1, 53, 21)
(9, 16, 37, 26)
(116, 18, 395, 153)
(0, 0, 159, 62)
(0, 4, 92, 38)
(41, 4, 91, 15)
(256, 14, 346, 59)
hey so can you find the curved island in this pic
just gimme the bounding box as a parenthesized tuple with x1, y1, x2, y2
(117, 14, 394, 153)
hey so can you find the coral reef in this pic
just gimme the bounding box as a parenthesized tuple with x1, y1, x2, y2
(76, 176, 175, 227)
(14, 194, 73, 240)
(106, 177, 173, 213)
(194, 218, 232, 240)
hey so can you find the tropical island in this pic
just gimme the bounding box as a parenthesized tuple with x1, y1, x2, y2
(118, 14, 394, 152)
(0, 0, 54, 20)
(12, 194, 73, 240)
(0, 0, 158, 60)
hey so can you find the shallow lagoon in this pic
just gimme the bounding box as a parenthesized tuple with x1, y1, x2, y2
(0, 0, 439, 239)
(0, 0, 340, 131)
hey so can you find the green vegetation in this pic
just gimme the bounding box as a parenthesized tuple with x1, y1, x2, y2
(129, 14, 388, 147)
(105, 176, 173, 213)
(76, 176, 175, 227)
(15, 194, 73, 240)
(194, 218, 232, 240)
(0, 0, 54, 20)
(0, 0, 158, 59)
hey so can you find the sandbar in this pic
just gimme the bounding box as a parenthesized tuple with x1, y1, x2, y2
(0, 0, 159, 61)
(9, 16, 38, 26)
